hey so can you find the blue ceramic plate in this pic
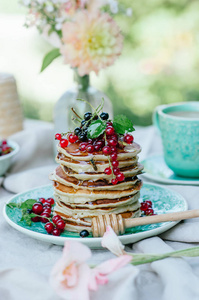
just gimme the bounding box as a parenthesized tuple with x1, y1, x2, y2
(3, 183, 187, 249)
(142, 155, 199, 186)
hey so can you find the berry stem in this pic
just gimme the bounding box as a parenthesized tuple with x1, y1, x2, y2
(71, 107, 82, 120)
(107, 155, 116, 180)
(77, 98, 104, 120)
(31, 212, 53, 224)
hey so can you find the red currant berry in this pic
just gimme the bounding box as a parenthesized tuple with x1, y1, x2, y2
(140, 202, 149, 212)
(55, 133, 62, 140)
(110, 153, 118, 161)
(106, 126, 115, 136)
(86, 145, 94, 153)
(43, 208, 51, 215)
(39, 198, 46, 204)
(52, 228, 61, 236)
(124, 134, 134, 144)
(112, 133, 118, 140)
(94, 144, 101, 152)
(32, 203, 43, 215)
(116, 172, 125, 182)
(112, 160, 119, 167)
(111, 178, 118, 185)
(108, 139, 117, 147)
(2, 140, 7, 145)
(104, 167, 112, 175)
(102, 146, 111, 155)
(40, 213, 50, 223)
(46, 198, 54, 206)
(110, 146, 117, 153)
(145, 200, 152, 208)
(145, 208, 154, 216)
(43, 204, 51, 210)
(113, 167, 120, 175)
(52, 215, 62, 224)
(79, 142, 88, 152)
(56, 219, 65, 230)
(31, 216, 40, 222)
(60, 139, 69, 148)
(96, 140, 104, 148)
(87, 139, 93, 144)
(45, 222, 54, 234)
(107, 121, 112, 126)
(68, 134, 78, 143)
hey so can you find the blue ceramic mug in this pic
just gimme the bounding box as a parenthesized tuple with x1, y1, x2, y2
(153, 101, 199, 178)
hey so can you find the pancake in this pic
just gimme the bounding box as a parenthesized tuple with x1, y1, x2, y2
(54, 197, 140, 218)
(50, 165, 143, 191)
(52, 179, 142, 203)
(59, 161, 144, 181)
(53, 209, 141, 233)
(54, 190, 140, 209)
(56, 153, 139, 173)
(57, 142, 141, 162)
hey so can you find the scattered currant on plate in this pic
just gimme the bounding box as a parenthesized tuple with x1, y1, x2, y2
(0, 140, 13, 156)
(79, 229, 89, 238)
(140, 200, 156, 216)
(54, 98, 135, 185)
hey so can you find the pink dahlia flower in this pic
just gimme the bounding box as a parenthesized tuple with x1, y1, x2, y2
(60, 10, 123, 76)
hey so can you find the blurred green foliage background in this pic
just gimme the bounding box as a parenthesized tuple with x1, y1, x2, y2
(1, 0, 199, 125)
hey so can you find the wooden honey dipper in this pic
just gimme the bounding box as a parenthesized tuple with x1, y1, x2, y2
(91, 209, 199, 237)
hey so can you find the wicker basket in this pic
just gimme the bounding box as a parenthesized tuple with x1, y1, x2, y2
(0, 73, 23, 138)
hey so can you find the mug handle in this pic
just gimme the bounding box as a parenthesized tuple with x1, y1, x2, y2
(153, 105, 167, 131)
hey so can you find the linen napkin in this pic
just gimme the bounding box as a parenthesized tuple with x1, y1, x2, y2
(0, 268, 60, 300)
(133, 237, 199, 300)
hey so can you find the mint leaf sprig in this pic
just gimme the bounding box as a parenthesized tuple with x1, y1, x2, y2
(113, 115, 135, 135)
(7, 199, 53, 227)
(7, 199, 38, 226)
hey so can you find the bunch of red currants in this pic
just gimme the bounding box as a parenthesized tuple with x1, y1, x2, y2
(30, 197, 65, 236)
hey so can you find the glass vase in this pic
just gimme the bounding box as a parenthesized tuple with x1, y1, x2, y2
(53, 70, 113, 154)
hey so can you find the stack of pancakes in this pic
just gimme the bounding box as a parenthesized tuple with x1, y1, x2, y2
(50, 141, 144, 233)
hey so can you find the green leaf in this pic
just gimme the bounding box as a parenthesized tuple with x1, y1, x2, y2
(20, 199, 37, 210)
(113, 115, 135, 135)
(20, 210, 37, 226)
(87, 120, 106, 139)
(7, 202, 19, 209)
(40, 48, 61, 72)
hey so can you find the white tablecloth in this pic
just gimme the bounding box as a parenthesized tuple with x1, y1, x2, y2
(0, 120, 199, 300)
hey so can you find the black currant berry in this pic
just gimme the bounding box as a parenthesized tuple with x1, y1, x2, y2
(81, 120, 86, 127)
(27, 209, 32, 214)
(84, 112, 92, 121)
(80, 230, 89, 238)
(86, 120, 91, 127)
(79, 132, 87, 141)
(84, 127, 88, 134)
(100, 112, 109, 120)
(93, 115, 98, 120)
(74, 127, 82, 136)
